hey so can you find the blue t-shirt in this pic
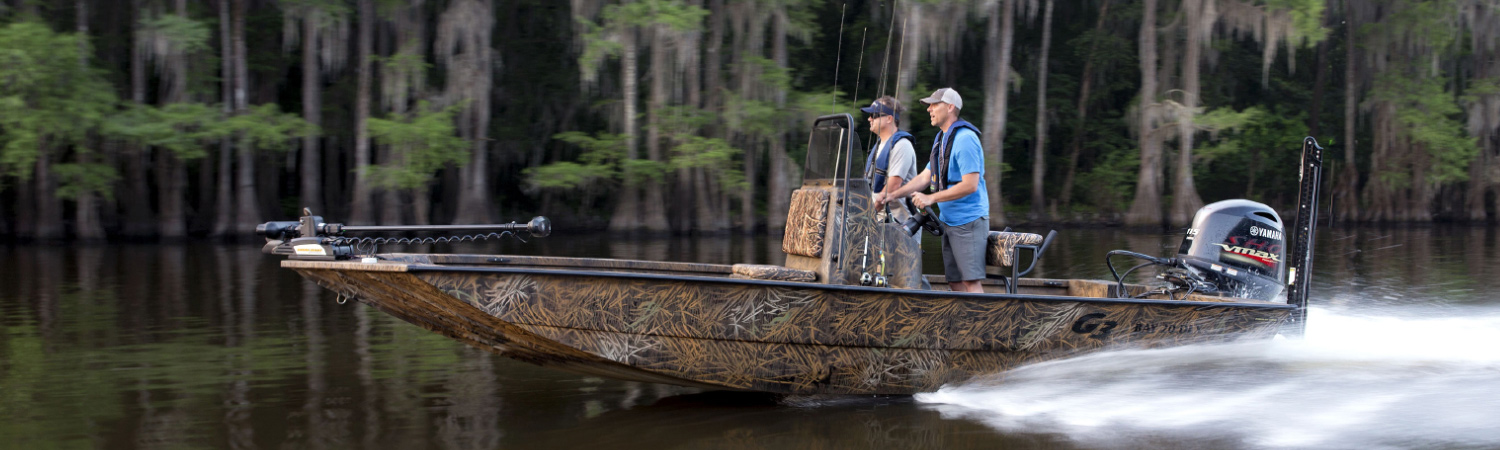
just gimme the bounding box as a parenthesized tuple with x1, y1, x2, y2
(923, 127, 988, 226)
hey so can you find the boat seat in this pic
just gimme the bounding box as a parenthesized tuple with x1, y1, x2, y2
(782, 188, 831, 258)
(985, 229, 1057, 294)
(731, 264, 818, 282)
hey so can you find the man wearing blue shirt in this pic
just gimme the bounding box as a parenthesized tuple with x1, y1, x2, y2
(876, 88, 989, 293)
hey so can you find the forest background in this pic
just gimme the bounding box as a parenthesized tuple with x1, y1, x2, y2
(0, 0, 1496, 240)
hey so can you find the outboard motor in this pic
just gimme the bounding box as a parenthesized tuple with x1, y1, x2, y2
(1175, 200, 1287, 302)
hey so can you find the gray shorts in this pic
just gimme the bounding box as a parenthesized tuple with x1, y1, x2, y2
(941, 217, 989, 283)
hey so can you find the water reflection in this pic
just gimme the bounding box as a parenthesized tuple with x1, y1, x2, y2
(0, 227, 1497, 449)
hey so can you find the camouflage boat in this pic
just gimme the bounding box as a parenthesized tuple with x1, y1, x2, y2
(261, 115, 1323, 395)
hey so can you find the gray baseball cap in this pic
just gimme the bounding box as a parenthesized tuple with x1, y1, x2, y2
(919, 88, 962, 110)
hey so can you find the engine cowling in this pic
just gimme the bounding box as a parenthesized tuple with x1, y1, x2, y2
(1176, 199, 1287, 302)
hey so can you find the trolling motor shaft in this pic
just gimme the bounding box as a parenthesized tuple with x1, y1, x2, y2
(258, 209, 550, 260)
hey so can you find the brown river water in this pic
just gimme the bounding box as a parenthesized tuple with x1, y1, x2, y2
(2, 226, 1498, 449)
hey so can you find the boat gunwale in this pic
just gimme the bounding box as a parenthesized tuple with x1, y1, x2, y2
(400, 262, 1298, 310)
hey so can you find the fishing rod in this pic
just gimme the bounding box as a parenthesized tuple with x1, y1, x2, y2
(829, 2, 847, 117)
(857, 1, 916, 287)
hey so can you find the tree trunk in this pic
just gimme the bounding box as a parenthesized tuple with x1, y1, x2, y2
(1364, 103, 1395, 222)
(452, 0, 497, 225)
(693, 169, 714, 233)
(122, 0, 155, 237)
(1169, 0, 1205, 227)
(1029, 0, 1054, 221)
(379, 173, 403, 224)
(73, 0, 106, 240)
(1410, 143, 1433, 222)
(300, 9, 324, 216)
(350, 0, 375, 224)
(212, 0, 234, 236)
(1308, 14, 1330, 140)
(983, 0, 1015, 228)
(34, 142, 63, 240)
(767, 14, 791, 232)
(15, 166, 35, 237)
(413, 186, 431, 225)
(673, 0, 704, 233)
(700, 0, 727, 232)
(1059, 0, 1111, 209)
(640, 24, 670, 233)
(609, 29, 642, 232)
(230, 0, 259, 235)
(741, 137, 758, 234)
(1336, 10, 1360, 223)
(75, 151, 105, 240)
(158, 0, 189, 238)
(898, 3, 921, 104)
(1125, 0, 1163, 227)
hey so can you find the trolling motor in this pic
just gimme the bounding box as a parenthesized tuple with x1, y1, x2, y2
(258, 208, 551, 261)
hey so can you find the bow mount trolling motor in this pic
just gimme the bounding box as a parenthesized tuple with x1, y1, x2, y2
(258, 209, 552, 261)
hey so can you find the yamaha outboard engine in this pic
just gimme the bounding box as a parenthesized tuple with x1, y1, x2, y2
(1175, 200, 1287, 302)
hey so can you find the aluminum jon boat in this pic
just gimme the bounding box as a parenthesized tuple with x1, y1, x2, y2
(260, 115, 1323, 395)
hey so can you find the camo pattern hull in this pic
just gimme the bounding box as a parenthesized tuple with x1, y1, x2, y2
(290, 261, 1292, 394)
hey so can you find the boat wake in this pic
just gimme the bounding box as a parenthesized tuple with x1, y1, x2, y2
(915, 306, 1500, 449)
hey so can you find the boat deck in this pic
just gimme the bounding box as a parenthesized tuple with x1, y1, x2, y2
(284, 253, 1282, 305)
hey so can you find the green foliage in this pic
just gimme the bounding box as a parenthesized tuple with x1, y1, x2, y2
(136, 13, 211, 55)
(1359, 0, 1463, 53)
(1067, 28, 1135, 73)
(723, 92, 781, 139)
(1196, 106, 1265, 144)
(526, 131, 627, 192)
(224, 103, 319, 153)
(1075, 147, 1140, 212)
(282, 0, 352, 20)
(525, 160, 618, 191)
(574, 20, 623, 86)
(367, 102, 470, 190)
(576, 0, 708, 85)
(103, 103, 228, 161)
(0, 21, 116, 185)
(531, 111, 747, 195)
(671, 135, 746, 191)
(607, 0, 708, 31)
(52, 162, 119, 201)
(1266, 0, 1329, 45)
(788, 89, 858, 125)
(376, 48, 431, 80)
(1462, 77, 1500, 101)
(1371, 73, 1477, 184)
(1194, 105, 1309, 200)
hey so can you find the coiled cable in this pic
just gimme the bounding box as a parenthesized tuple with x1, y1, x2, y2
(330, 231, 526, 257)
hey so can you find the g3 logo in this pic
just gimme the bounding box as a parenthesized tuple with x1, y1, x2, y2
(1071, 313, 1117, 340)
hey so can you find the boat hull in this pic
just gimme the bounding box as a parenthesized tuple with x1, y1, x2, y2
(290, 259, 1293, 395)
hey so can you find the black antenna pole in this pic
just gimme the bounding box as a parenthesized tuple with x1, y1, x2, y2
(1286, 136, 1323, 336)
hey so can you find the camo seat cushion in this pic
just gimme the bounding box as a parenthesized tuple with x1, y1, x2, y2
(782, 189, 831, 258)
(731, 264, 818, 282)
(986, 231, 1045, 267)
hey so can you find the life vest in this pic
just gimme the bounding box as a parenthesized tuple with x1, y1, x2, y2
(864, 130, 914, 193)
(928, 120, 982, 193)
